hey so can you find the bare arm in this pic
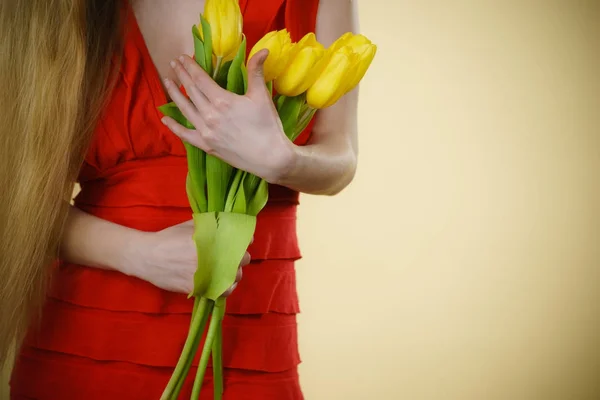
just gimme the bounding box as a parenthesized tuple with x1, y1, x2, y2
(274, 0, 360, 196)
(60, 206, 145, 274)
(162, 0, 362, 197)
(60, 206, 247, 294)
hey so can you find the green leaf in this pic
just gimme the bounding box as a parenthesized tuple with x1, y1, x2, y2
(199, 15, 213, 77)
(158, 102, 194, 129)
(224, 169, 244, 212)
(206, 212, 256, 299)
(226, 35, 247, 95)
(186, 174, 200, 214)
(247, 179, 269, 216)
(185, 143, 208, 213)
(243, 173, 260, 201)
(159, 102, 208, 213)
(277, 95, 304, 139)
(274, 94, 285, 109)
(192, 25, 207, 71)
(231, 174, 247, 214)
(291, 106, 317, 142)
(241, 62, 248, 94)
(215, 61, 233, 88)
(206, 155, 233, 212)
(192, 212, 257, 300)
(192, 213, 218, 297)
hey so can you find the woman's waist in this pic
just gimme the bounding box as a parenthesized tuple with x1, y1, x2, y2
(50, 258, 300, 316)
(76, 157, 299, 212)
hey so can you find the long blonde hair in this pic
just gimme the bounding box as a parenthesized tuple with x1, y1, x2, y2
(0, 0, 123, 364)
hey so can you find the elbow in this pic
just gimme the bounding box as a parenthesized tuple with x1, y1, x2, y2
(324, 154, 358, 196)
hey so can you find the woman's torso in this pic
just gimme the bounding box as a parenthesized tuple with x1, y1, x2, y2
(10, 0, 319, 398)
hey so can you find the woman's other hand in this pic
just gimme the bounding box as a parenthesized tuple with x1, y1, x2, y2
(130, 220, 251, 296)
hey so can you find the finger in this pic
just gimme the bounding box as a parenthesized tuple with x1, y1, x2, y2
(240, 251, 251, 266)
(171, 58, 212, 115)
(163, 77, 203, 127)
(161, 116, 209, 150)
(235, 266, 243, 283)
(246, 49, 269, 98)
(222, 282, 238, 297)
(179, 55, 229, 101)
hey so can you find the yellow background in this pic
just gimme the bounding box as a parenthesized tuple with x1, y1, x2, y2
(3, 1, 599, 399)
(296, 1, 599, 399)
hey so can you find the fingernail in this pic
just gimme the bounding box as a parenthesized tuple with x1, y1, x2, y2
(178, 55, 185, 62)
(163, 77, 171, 86)
(169, 60, 176, 68)
(160, 117, 167, 125)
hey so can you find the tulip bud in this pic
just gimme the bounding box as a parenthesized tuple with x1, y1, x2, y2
(203, 0, 243, 61)
(346, 43, 377, 91)
(330, 32, 372, 53)
(306, 46, 358, 109)
(248, 29, 294, 82)
(304, 32, 377, 109)
(274, 33, 326, 97)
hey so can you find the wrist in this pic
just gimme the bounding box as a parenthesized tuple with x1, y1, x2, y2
(268, 139, 300, 186)
(113, 228, 153, 279)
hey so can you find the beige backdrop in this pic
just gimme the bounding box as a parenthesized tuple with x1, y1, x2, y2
(3, 1, 599, 399)
(296, 1, 600, 399)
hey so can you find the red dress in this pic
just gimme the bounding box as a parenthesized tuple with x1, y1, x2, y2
(10, 1, 319, 398)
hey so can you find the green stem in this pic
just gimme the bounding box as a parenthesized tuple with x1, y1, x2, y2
(160, 297, 210, 400)
(212, 299, 226, 399)
(172, 298, 214, 396)
(212, 56, 223, 80)
(224, 169, 244, 212)
(191, 300, 222, 399)
(292, 106, 317, 141)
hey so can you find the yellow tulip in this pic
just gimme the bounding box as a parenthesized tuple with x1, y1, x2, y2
(304, 32, 377, 109)
(346, 43, 377, 90)
(248, 29, 294, 82)
(274, 33, 326, 97)
(203, 0, 243, 61)
(306, 46, 358, 109)
(330, 32, 372, 52)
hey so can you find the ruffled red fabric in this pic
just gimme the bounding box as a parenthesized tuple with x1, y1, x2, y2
(12, 347, 302, 400)
(11, 0, 319, 398)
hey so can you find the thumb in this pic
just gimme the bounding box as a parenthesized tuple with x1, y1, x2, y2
(247, 48, 269, 95)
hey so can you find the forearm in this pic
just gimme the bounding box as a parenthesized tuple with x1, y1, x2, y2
(272, 0, 361, 196)
(60, 206, 147, 275)
(274, 137, 357, 196)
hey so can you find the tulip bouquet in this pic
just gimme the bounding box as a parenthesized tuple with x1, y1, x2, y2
(157, 0, 376, 399)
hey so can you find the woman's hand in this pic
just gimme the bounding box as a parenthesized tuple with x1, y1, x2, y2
(131, 220, 251, 296)
(160, 50, 297, 184)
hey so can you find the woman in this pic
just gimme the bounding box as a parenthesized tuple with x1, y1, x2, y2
(0, 0, 359, 398)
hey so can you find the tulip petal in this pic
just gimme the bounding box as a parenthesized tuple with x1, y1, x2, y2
(344, 34, 372, 48)
(275, 46, 324, 96)
(298, 32, 319, 48)
(329, 32, 353, 52)
(306, 48, 354, 109)
(347, 44, 377, 91)
(204, 0, 243, 61)
(249, 30, 293, 82)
